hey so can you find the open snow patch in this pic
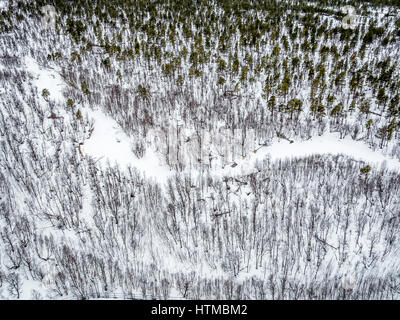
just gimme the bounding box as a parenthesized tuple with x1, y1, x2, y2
(23, 55, 400, 182)
(25, 56, 64, 102)
(0, 1, 7, 10)
(224, 132, 400, 175)
(81, 108, 172, 184)
(23, 56, 171, 184)
(267, 133, 400, 170)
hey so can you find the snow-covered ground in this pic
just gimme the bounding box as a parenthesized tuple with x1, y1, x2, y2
(0, 1, 7, 10)
(25, 56, 65, 103)
(227, 133, 400, 176)
(24, 56, 400, 188)
(2, 0, 398, 298)
(77, 110, 400, 185)
(81, 108, 172, 184)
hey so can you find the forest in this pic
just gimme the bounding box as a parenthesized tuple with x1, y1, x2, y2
(0, 0, 399, 299)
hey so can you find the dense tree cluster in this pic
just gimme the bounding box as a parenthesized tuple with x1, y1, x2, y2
(2, 0, 398, 166)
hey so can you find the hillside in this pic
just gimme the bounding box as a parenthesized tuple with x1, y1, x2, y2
(0, 0, 399, 299)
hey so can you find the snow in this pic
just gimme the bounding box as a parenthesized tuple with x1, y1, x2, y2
(223, 133, 400, 176)
(24, 55, 400, 186)
(24, 56, 64, 103)
(24, 56, 173, 184)
(81, 108, 172, 184)
(19, 279, 48, 300)
(267, 133, 400, 170)
(3, 3, 398, 299)
(81, 114, 400, 182)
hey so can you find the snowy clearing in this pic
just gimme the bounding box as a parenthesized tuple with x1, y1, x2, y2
(81, 108, 173, 184)
(24, 55, 400, 186)
(226, 133, 400, 176)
